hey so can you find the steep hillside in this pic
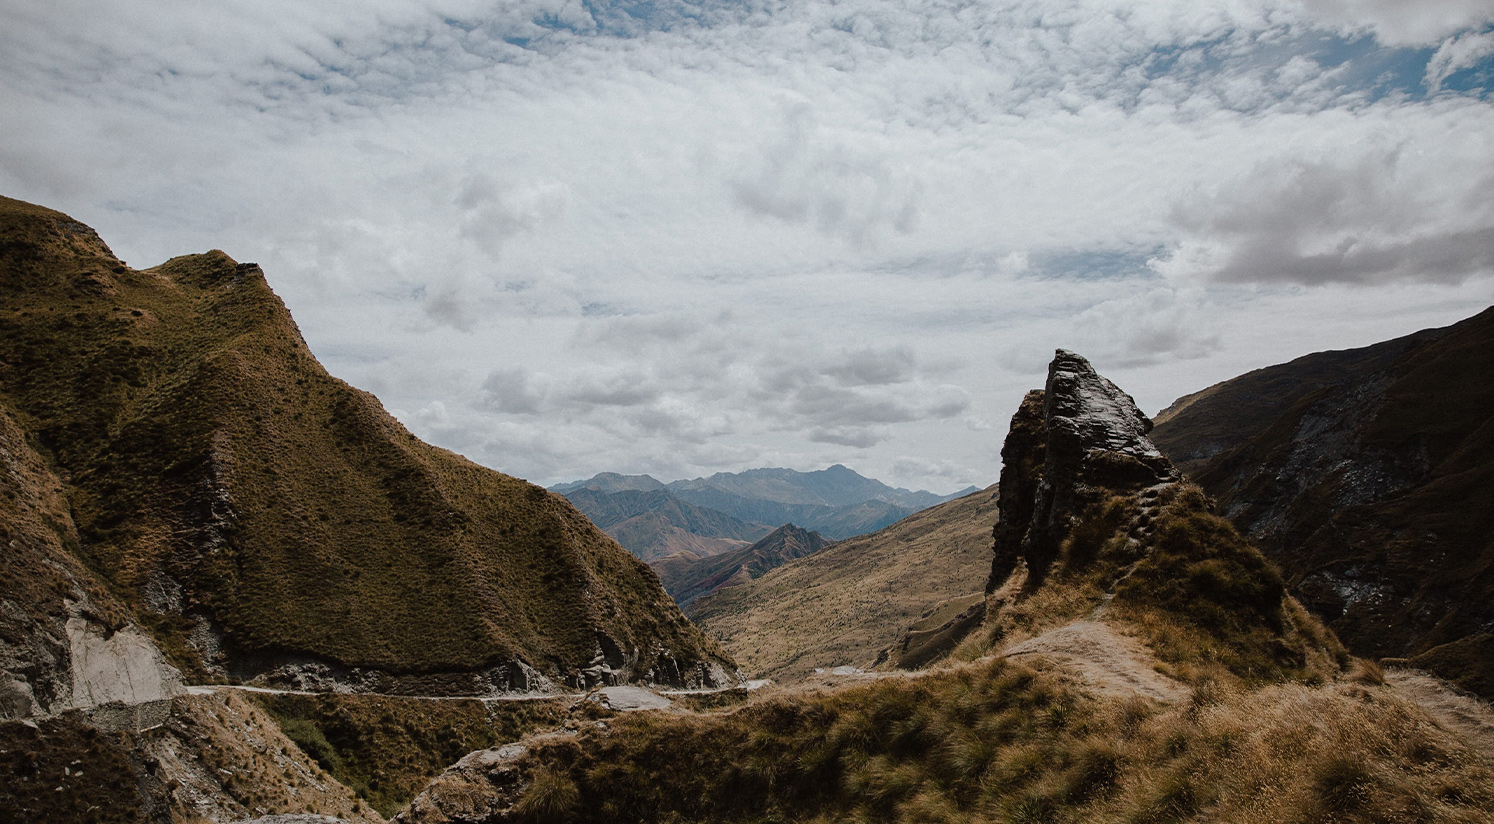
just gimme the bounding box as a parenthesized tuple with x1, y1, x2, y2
(558, 487, 770, 561)
(0, 195, 733, 695)
(1151, 308, 1494, 697)
(689, 486, 998, 681)
(651, 523, 830, 610)
(1151, 330, 1442, 476)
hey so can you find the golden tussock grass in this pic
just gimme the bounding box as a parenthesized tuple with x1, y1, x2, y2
(471, 654, 1493, 824)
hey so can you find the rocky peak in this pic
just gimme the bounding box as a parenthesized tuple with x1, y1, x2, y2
(1044, 349, 1165, 462)
(987, 350, 1178, 590)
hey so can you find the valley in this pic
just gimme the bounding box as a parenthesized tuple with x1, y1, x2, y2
(3, 197, 1493, 824)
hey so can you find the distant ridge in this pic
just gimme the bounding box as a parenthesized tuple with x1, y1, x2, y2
(553, 466, 976, 548)
(651, 523, 831, 610)
(560, 487, 772, 561)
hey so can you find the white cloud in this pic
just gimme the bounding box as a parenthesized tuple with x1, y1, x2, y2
(3, 0, 1493, 494)
(1426, 30, 1494, 92)
(1298, 0, 1494, 46)
(1154, 129, 1494, 286)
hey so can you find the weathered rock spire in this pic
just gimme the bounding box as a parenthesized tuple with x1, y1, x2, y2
(987, 350, 1178, 591)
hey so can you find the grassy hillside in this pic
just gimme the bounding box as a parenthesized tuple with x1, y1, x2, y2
(0, 195, 731, 690)
(398, 652, 1494, 824)
(690, 486, 998, 680)
(1151, 307, 1494, 697)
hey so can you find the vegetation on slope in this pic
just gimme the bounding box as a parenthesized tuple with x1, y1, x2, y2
(0, 691, 380, 824)
(402, 656, 1494, 824)
(1150, 307, 1494, 697)
(256, 693, 572, 817)
(0, 195, 729, 688)
(690, 486, 997, 681)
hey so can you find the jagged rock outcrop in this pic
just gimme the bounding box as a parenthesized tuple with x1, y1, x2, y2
(988, 350, 1177, 591)
(982, 350, 1342, 687)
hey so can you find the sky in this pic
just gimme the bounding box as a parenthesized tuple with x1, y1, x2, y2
(4, 0, 1493, 493)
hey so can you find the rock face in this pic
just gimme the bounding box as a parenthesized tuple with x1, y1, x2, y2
(988, 350, 1177, 591)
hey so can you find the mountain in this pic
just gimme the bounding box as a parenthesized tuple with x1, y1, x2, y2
(395, 352, 1494, 824)
(554, 466, 975, 552)
(688, 486, 999, 681)
(553, 487, 772, 562)
(0, 195, 734, 698)
(549, 472, 667, 494)
(669, 464, 962, 509)
(1151, 308, 1494, 697)
(650, 523, 831, 610)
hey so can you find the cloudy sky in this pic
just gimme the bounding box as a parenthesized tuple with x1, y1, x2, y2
(4, 0, 1493, 492)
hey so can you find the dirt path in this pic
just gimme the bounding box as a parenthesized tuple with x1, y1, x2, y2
(1001, 621, 1187, 703)
(1386, 668, 1494, 760)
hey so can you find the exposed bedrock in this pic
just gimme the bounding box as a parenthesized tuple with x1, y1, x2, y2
(988, 350, 1178, 591)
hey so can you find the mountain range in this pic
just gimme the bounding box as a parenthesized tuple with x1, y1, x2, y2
(552, 465, 975, 560)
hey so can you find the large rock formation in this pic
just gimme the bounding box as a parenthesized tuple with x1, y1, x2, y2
(988, 350, 1177, 591)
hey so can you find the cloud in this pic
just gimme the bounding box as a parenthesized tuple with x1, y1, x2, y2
(1425, 30, 1494, 92)
(6, 0, 1494, 493)
(1154, 143, 1494, 286)
(456, 172, 569, 259)
(810, 427, 886, 448)
(482, 367, 547, 414)
(1298, 0, 1494, 46)
(730, 102, 922, 245)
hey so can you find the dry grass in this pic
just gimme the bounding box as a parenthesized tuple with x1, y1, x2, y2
(431, 655, 1494, 824)
(255, 692, 571, 817)
(690, 486, 998, 680)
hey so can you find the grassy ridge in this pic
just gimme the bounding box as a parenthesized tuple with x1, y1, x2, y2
(427, 657, 1493, 824)
(0, 195, 728, 685)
